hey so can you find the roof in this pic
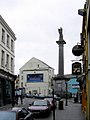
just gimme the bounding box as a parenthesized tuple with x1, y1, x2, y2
(0, 15, 16, 40)
(20, 57, 54, 70)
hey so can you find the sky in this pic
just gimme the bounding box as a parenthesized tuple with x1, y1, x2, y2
(0, 0, 85, 75)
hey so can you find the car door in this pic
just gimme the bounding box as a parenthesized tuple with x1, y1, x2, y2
(21, 108, 34, 120)
(47, 100, 51, 111)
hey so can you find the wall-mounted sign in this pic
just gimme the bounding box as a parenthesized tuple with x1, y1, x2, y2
(0, 73, 14, 81)
(72, 62, 81, 75)
(72, 45, 84, 56)
(27, 74, 43, 82)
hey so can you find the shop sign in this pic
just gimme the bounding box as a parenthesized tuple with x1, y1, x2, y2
(72, 45, 84, 56)
(72, 62, 81, 75)
(0, 73, 13, 81)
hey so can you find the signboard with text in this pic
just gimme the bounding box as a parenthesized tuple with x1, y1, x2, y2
(27, 74, 43, 82)
(72, 62, 81, 75)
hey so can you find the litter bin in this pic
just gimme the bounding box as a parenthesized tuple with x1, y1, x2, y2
(58, 100, 64, 110)
(74, 97, 78, 103)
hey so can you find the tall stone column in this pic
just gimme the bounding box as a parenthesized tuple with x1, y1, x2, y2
(56, 27, 66, 77)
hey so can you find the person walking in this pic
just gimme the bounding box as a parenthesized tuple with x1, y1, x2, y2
(18, 89, 23, 104)
(15, 86, 19, 104)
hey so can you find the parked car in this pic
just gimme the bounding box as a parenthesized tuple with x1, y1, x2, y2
(27, 100, 52, 117)
(54, 95, 61, 101)
(26, 93, 34, 98)
(44, 97, 57, 109)
(0, 111, 16, 120)
(45, 95, 61, 101)
(9, 107, 34, 120)
(36, 94, 45, 99)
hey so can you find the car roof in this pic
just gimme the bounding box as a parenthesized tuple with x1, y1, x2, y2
(34, 99, 47, 102)
(0, 111, 16, 120)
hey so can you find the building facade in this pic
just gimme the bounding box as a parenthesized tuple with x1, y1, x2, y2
(19, 57, 54, 96)
(74, 1, 90, 119)
(0, 15, 16, 106)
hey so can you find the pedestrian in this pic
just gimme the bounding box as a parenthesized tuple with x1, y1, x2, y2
(15, 86, 19, 104)
(18, 89, 23, 104)
(12, 97, 18, 107)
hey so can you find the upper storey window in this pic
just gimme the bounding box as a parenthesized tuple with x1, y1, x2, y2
(7, 34, 10, 48)
(6, 54, 9, 69)
(2, 29, 5, 43)
(11, 39, 14, 52)
(1, 50, 5, 67)
(11, 57, 14, 72)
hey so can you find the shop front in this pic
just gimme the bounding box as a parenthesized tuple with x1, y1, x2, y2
(0, 69, 16, 106)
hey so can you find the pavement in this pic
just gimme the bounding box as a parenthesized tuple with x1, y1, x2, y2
(0, 98, 86, 120)
(55, 99, 86, 120)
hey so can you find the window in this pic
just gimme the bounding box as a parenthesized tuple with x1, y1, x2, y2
(11, 57, 13, 72)
(6, 54, 9, 69)
(21, 82, 23, 87)
(11, 39, 14, 51)
(2, 29, 5, 43)
(37, 64, 39, 68)
(21, 76, 23, 80)
(0, 111, 16, 120)
(1, 50, 5, 67)
(7, 34, 10, 48)
(16, 80, 19, 84)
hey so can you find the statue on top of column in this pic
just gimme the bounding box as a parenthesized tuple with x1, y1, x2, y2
(58, 27, 63, 40)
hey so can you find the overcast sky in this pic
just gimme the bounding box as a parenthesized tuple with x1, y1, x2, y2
(0, 0, 85, 75)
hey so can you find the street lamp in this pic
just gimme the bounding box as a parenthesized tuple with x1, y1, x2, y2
(65, 81, 68, 106)
(51, 78, 55, 120)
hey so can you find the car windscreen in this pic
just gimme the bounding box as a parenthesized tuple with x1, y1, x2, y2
(33, 101, 47, 106)
(0, 111, 16, 120)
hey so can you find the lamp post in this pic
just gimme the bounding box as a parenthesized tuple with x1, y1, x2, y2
(52, 88, 55, 120)
(51, 78, 55, 120)
(65, 81, 68, 106)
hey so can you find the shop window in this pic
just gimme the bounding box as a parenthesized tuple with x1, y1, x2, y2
(6, 81, 11, 103)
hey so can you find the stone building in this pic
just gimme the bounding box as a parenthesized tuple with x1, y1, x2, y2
(0, 15, 16, 106)
(19, 57, 54, 96)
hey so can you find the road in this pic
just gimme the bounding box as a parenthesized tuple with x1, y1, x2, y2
(23, 97, 56, 120)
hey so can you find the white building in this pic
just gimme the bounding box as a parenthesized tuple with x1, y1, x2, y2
(19, 57, 54, 96)
(0, 15, 16, 106)
(0, 15, 16, 73)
